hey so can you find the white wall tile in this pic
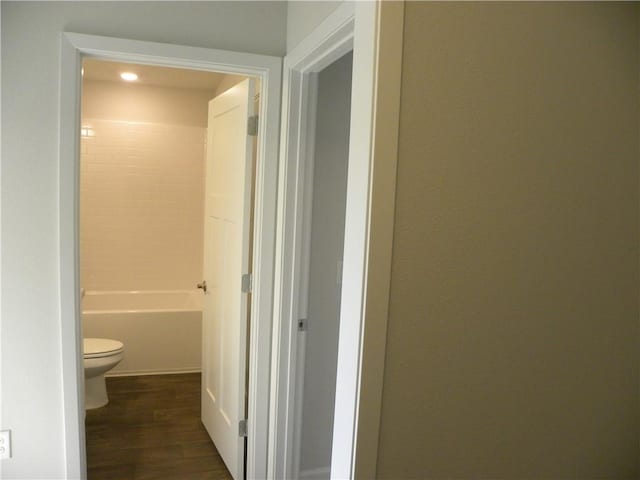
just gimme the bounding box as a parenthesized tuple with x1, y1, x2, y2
(80, 119, 205, 291)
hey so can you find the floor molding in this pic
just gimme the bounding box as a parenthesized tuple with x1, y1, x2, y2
(107, 368, 201, 377)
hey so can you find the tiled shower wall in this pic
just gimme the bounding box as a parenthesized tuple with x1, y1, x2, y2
(80, 119, 205, 291)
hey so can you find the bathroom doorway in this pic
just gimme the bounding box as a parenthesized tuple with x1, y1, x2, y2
(79, 58, 258, 479)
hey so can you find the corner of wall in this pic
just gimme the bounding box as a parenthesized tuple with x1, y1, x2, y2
(286, 1, 345, 53)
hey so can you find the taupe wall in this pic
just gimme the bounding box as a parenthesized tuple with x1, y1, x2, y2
(377, 3, 639, 479)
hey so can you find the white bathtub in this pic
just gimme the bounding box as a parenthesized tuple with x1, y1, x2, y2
(82, 290, 203, 376)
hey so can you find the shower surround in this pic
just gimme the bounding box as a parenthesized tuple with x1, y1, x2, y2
(80, 116, 207, 374)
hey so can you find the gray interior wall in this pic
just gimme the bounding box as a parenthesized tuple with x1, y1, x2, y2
(377, 3, 640, 478)
(299, 52, 352, 477)
(286, 1, 344, 52)
(0, 2, 285, 478)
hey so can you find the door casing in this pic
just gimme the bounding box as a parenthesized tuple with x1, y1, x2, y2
(269, 2, 404, 479)
(59, 32, 281, 479)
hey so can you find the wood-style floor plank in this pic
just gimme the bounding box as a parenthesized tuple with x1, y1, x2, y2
(85, 373, 232, 480)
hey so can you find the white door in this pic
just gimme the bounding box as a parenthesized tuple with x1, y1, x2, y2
(201, 78, 255, 480)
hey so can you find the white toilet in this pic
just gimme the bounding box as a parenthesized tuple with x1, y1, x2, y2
(83, 338, 124, 409)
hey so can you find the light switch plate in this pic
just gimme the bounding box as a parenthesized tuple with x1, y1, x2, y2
(0, 430, 11, 459)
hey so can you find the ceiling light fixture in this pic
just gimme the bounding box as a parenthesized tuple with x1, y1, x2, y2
(120, 72, 138, 82)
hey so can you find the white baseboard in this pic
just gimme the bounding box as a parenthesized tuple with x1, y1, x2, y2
(299, 466, 330, 480)
(107, 367, 201, 377)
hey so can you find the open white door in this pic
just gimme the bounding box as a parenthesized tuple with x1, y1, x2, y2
(201, 78, 255, 480)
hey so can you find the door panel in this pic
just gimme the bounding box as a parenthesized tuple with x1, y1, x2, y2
(201, 78, 255, 480)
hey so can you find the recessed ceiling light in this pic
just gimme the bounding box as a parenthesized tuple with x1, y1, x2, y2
(120, 72, 138, 82)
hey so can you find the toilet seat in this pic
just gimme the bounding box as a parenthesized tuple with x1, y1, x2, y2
(84, 338, 124, 359)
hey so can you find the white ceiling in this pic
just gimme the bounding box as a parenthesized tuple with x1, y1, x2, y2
(82, 59, 229, 91)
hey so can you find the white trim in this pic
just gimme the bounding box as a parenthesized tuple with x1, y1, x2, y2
(290, 71, 319, 478)
(331, 3, 404, 477)
(270, 1, 403, 479)
(269, 3, 356, 479)
(329, 2, 380, 477)
(59, 33, 281, 480)
(352, 3, 404, 478)
(59, 32, 85, 480)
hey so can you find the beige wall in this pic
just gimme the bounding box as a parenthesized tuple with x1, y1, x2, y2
(377, 3, 639, 479)
(80, 119, 205, 292)
(82, 80, 215, 127)
(214, 74, 248, 96)
(80, 80, 210, 292)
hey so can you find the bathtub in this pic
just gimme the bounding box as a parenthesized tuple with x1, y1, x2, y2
(82, 290, 203, 376)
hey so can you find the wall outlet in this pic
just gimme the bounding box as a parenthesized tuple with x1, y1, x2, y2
(0, 430, 11, 459)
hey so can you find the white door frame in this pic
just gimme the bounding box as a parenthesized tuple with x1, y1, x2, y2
(58, 32, 281, 479)
(268, 2, 404, 478)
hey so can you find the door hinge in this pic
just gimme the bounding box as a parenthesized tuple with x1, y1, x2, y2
(298, 318, 307, 332)
(241, 273, 252, 293)
(239, 419, 248, 437)
(247, 115, 259, 136)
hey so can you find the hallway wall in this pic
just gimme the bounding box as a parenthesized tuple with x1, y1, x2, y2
(286, 1, 343, 52)
(378, 3, 640, 478)
(1, 2, 286, 477)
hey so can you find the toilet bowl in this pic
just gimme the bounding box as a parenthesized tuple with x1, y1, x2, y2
(83, 338, 124, 409)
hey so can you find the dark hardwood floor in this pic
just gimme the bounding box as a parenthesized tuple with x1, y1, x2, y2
(85, 373, 232, 480)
